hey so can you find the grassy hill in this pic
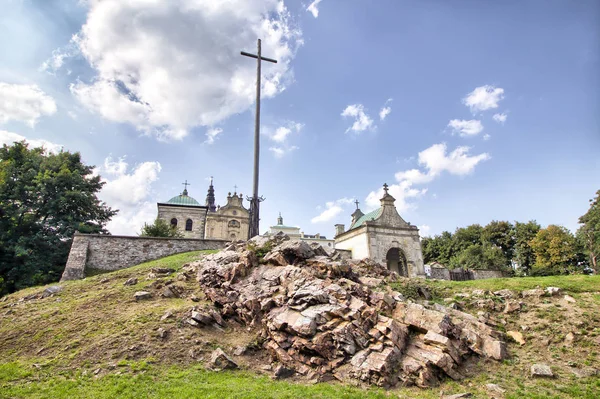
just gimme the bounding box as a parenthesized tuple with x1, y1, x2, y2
(1, 251, 599, 399)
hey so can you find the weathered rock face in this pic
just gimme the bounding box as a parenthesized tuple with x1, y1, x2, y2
(187, 235, 508, 388)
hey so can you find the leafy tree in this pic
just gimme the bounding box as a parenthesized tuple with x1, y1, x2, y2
(452, 224, 483, 251)
(140, 218, 183, 238)
(481, 220, 515, 262)
(577, 189, 599, 273)
(450, 243, 508, 270)
(529, 225, 578, 275)
(513, 220, 541, 274)
(0, 142, 116, 295)
(422, 231, 455, 265)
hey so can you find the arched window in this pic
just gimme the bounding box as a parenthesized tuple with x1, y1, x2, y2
(228, 220, 240, 228)
(170, 218, 178, 227)
(185, 219, 193, 231)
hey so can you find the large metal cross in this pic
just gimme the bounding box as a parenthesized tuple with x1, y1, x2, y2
(241, 39, 277, 239)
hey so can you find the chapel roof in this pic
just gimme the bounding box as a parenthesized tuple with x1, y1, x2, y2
(165, 192, 203, 207)
(349, 207, 382, 230)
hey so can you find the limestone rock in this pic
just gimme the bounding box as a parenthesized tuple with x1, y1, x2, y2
(157, 328, 167, 339)
(503, 300, 521, 314)
(42, 285, 63, 298)
(134, 291, 152, 301)
(564, 295, 576, 303)
(545, 287, 561, 296)
(209, 348, 238, 370)
(564, 332, 575, 345)
(493, 289, 515, 299)
(442, 394, 472, 399)
(507, 331, 525, 346)
(124, 278, 138, 286)
(569, 367, 598, 378)
(522, 289, 545, 298)
(531, 363, 553, 378)
(485, 383, 506, 394)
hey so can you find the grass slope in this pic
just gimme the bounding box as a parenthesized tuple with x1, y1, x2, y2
(1, 252, 599, 398)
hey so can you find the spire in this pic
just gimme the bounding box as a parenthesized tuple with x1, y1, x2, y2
(380, 182, 396, 207)
(351, 198, 364, 226)
(277, 212, 283, 226)
(205, 176, 216, 212)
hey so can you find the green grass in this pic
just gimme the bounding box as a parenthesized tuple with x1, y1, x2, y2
(418, 274, 600, 295)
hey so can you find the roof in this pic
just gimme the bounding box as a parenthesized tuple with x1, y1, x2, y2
(164, 194, 203, 207)
(349, 207, 382, 230)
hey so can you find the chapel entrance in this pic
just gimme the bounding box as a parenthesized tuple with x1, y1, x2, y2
(386, 247, 408, 277)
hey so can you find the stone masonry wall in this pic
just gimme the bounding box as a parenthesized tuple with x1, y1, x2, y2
(60, 233, 228, 281)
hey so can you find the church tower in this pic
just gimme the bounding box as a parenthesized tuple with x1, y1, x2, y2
(205, 177, 216, 212)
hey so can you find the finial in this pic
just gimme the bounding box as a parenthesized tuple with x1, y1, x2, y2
(182, 180, 190, 195)
(233, 184, 238, 194)
(354, 199, 360, 209)
(210, 176, 213, 185)
(383, 183, 389, 195)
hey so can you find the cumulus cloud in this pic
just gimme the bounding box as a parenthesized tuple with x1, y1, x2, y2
(96, 157, 162, 235)
(0, 82, 57, 127)
(205, 128, 223, 145)
(40, 43, 79, 74)
(0, 130, 63, 153)
(447, 119, 484, 137)
(418, 225, 431, 238)
(365, 143, 490, 210)
(311, 198, 354, 223)
(493, 113, 507, 124)
(463, 85, 504, 113)
(70, 0, 303, 141)
(483, 134, 491, 141)
(269, 145, 298, 158)
(379, 98, 392, 121)
(307, 0, 324, 18)
(341, 104, 374, 134)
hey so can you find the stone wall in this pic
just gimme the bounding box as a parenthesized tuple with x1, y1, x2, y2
(470, 269, 510, 280)
(157, 204, 207, 239)
(428, 267, 509, 281)
(430, 266, 451, 280)
(60, 233, 228, 281)
(366, 225, 425, 278)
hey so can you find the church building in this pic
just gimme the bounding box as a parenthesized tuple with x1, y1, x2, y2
(334, 183, 425, 278)
(266, 213, 335, 249)
(156, 179, 249, 240)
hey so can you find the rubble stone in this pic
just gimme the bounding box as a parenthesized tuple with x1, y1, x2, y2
(124, 278, 138, 286)
(209, 348, 238, 370)
(522, 289, 545, 298)
(531, 363, 553, 378)
(134, 291, 152, 301)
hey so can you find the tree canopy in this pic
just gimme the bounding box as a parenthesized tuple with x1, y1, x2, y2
(577, 190, 599, 273)
(140, 218, 183, 238)
(0, 142, 116, 295)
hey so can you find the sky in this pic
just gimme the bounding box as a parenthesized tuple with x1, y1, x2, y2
(1, 0, 598, 238)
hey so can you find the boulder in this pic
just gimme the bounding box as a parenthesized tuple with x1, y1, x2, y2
(134, 291, 152, 301)
(209, 348, 238, 370)
(545, 287, 561, 296)
(530, 363, 553, 378)
(522, 289, 545, 298)
(563, 295, 576, 303)
(493, 289, 515, 299)
(42, 285, 63, 298)
(124, 278, 138, 286)
(503, 300, 521, 314)
(273, 365, 295, 379)
(507, 330, 525, 346)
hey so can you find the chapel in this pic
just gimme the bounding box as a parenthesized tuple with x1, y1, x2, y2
(156, 179, 249, 240)
(334, 183, 425, 278)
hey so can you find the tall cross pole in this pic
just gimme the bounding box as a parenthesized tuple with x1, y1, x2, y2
(241, 39, 277, 238)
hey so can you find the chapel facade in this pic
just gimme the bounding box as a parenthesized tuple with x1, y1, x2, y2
(156, 179, 249, 240)
(334, 184, 425, 278)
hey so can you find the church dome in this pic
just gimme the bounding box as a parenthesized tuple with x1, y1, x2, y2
(165, 192, 202, 206)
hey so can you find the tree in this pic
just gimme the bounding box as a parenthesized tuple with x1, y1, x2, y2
(529, 225, 578, 275)
(481, 220, 515, 262)
(140, 218, 183, 238)
(421, 231, 456, 265)
(577, 189, 599, 273)
(453, 224, 483, 251)
(0, 142, 116, 295)
(513, 220, 541, 274)
(450, 243, 508, 271)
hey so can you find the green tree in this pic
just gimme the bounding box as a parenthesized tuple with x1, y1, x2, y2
(140, 218, 183, 238)
(481, 220, 515, 262)
(450, 243, 508, 270)
(529, 224, 578, 275)
(452, 224, 483, 251)
(0, 142, 116, 295)
(421, 231, 456, 265)
(577, 189, 599, 273)
(513, 220, 541, 274)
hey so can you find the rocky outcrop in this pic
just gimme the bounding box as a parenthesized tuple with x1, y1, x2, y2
(185, 234, 508, 388)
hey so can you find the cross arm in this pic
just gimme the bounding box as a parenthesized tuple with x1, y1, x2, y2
(240, 51, 278, 64)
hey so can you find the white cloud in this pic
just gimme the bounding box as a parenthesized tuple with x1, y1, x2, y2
(0, 82, 57, 127)
(418, 225, 431, 237)
(307, 0, 324, 18)
(71, 0, 303, 141)
(205, 127, 223, 145)
(447, 119, 484, 137)
(483, 134, 491, 141)
(463, 85, 504, 113)
(96, 156, 162, 235)
(341, 104, 374, 133)
(311, 198, 354, 223)
(493, 113, 507, 124)
(0, 130, 63, 153)
(269, 145, 298, 158)
(40, 43, 79, 74)
(379, 98, 392, 121)
(366, 143, 490, 210)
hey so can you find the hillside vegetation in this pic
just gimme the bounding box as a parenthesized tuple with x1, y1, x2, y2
(1, 251, 599, 399)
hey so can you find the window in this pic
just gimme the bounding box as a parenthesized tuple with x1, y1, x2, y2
(185, 219, 193, 231)
(170, 218, 178, 227)
(228, 220, 240, 228)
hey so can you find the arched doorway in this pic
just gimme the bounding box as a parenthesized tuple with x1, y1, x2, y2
(386, 247, 408, 277)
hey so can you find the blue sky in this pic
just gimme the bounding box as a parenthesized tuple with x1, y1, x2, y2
(1, 0, 598, 237)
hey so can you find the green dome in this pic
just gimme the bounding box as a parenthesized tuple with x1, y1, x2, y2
(166, 193, 202, 206)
